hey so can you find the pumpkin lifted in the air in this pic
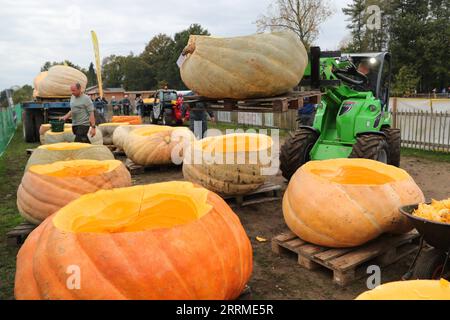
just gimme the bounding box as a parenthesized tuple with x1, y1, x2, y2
(183, 133, 274, 195)
(356, 279, 450, 300)
(15, 181, 253, 300)
(17, 159, 131, 224)
(36, 65, 87, 97)
(180, 31, 308, 99)
(26, 142, 114, 169)
(283, 159, 425, 248)
(124, 126, 193, 166)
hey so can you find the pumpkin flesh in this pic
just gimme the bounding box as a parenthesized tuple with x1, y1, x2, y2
(356, 279, 450, 300)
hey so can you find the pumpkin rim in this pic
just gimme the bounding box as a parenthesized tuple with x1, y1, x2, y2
(302, 158, 411, 186)
(52, 181, 213, 234)
(38, 142, 91, 151)
(99, 122, 130, 127)
(28, 159, 122, 177)
(194, 133, 273, 153)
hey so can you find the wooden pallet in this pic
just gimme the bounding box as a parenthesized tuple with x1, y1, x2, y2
(222, 182, 282, 208)
(272, 230, 420, 286)
(125, 158, 181, 175)
(6, 222, 37, 247)
(184, 91, 322, 113)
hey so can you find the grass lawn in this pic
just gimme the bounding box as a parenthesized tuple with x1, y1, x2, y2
(0, 125, 38, 300)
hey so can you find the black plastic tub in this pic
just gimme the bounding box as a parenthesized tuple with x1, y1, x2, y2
(400, 203, 450, 250)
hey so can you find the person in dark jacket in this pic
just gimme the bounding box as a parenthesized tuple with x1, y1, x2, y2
(181, 99, 215, 139)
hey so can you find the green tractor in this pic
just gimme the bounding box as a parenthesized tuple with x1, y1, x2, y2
(280, 47, 400, 180)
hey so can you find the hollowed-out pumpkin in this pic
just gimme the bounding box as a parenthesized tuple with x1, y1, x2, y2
(180, 31, 308, 99)
(283, 159, 425, 248)
(26, 143, 114, 170)
(356, 279, 450, 300)
(36, 66, 87, 97)
(124, 126, 194, 166)
(98, 122, 129, 145)
(183, 133, 274, 195)
(112, 116, 142, 125)
(17, 159, 131, 224)
(15, 181, 253, 300)
(43, 127, 103, 145)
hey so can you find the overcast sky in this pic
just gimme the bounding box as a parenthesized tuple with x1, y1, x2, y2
(0, 0, 352, 90)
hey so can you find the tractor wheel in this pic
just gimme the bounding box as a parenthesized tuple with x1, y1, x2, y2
(22, 109, 35, 142)
(382, 127, 401, 167)
(349, 134, 389, 164)
(412, 249, 448, 280)
(280, 128, 319, 181)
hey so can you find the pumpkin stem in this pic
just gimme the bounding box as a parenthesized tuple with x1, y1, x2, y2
(182, 39, 196, 56)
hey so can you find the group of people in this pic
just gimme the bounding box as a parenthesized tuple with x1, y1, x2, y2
(93, 95, 133, 116)
(60, 83, 216, 143)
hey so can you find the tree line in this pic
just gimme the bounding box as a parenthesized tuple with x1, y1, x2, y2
(341, 0, 449, 96)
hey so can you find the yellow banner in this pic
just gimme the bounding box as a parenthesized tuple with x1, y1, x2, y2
(90, 30, 103, 97)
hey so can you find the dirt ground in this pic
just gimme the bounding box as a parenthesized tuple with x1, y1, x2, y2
(128, 155, 450, 300)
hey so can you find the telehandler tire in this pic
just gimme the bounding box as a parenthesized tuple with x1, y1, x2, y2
(280, 128, 319, 181)
(382, 127, 401, 167)
(350, 134, 389, 164)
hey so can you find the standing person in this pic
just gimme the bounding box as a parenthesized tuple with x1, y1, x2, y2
(60, 83, 96, 143)
(94, 96, 107, 115)
(121, 95, 131, 115)
(182, 98, 215, 139)
(111, 96, 120, 115)
(135, 94, 144, 116)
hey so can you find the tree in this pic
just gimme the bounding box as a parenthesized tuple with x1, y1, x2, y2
(101, 55, 126, 88)
(342, 0, 392, 52)
(41, 60, 86, 73)
(392, 66, 420, 97)
(389, 0, 449, 92)
(255, 0, 333, 47)
(122, 54, 155, 91)
(140, 34, 175, 89)
(86, 62, 97, 88)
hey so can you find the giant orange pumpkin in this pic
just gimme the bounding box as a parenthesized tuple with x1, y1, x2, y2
(283, 159, 425, 248)
(124, 126, 194, 166)
(15, 181, 253, 300)
(356, 279, 450, 300)
(111, 116, 142, 125)
(17, 159, 131, 224)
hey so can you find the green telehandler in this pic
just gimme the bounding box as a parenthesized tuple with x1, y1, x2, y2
(280, 47, 400, 180)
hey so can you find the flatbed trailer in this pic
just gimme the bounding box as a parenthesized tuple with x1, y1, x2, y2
(21, 97, 105, 143)
(183, 90, 322, 113)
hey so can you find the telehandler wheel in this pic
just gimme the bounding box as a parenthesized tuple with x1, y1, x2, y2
(350, 134, 389, 164)
(280, 128, 319, 181)
(382, 127, 401, 167)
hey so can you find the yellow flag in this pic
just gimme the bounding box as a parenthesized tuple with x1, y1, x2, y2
(90, 30, 104, 97)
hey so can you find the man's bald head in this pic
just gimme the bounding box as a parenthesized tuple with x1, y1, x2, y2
(70, 83, 82, 97)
